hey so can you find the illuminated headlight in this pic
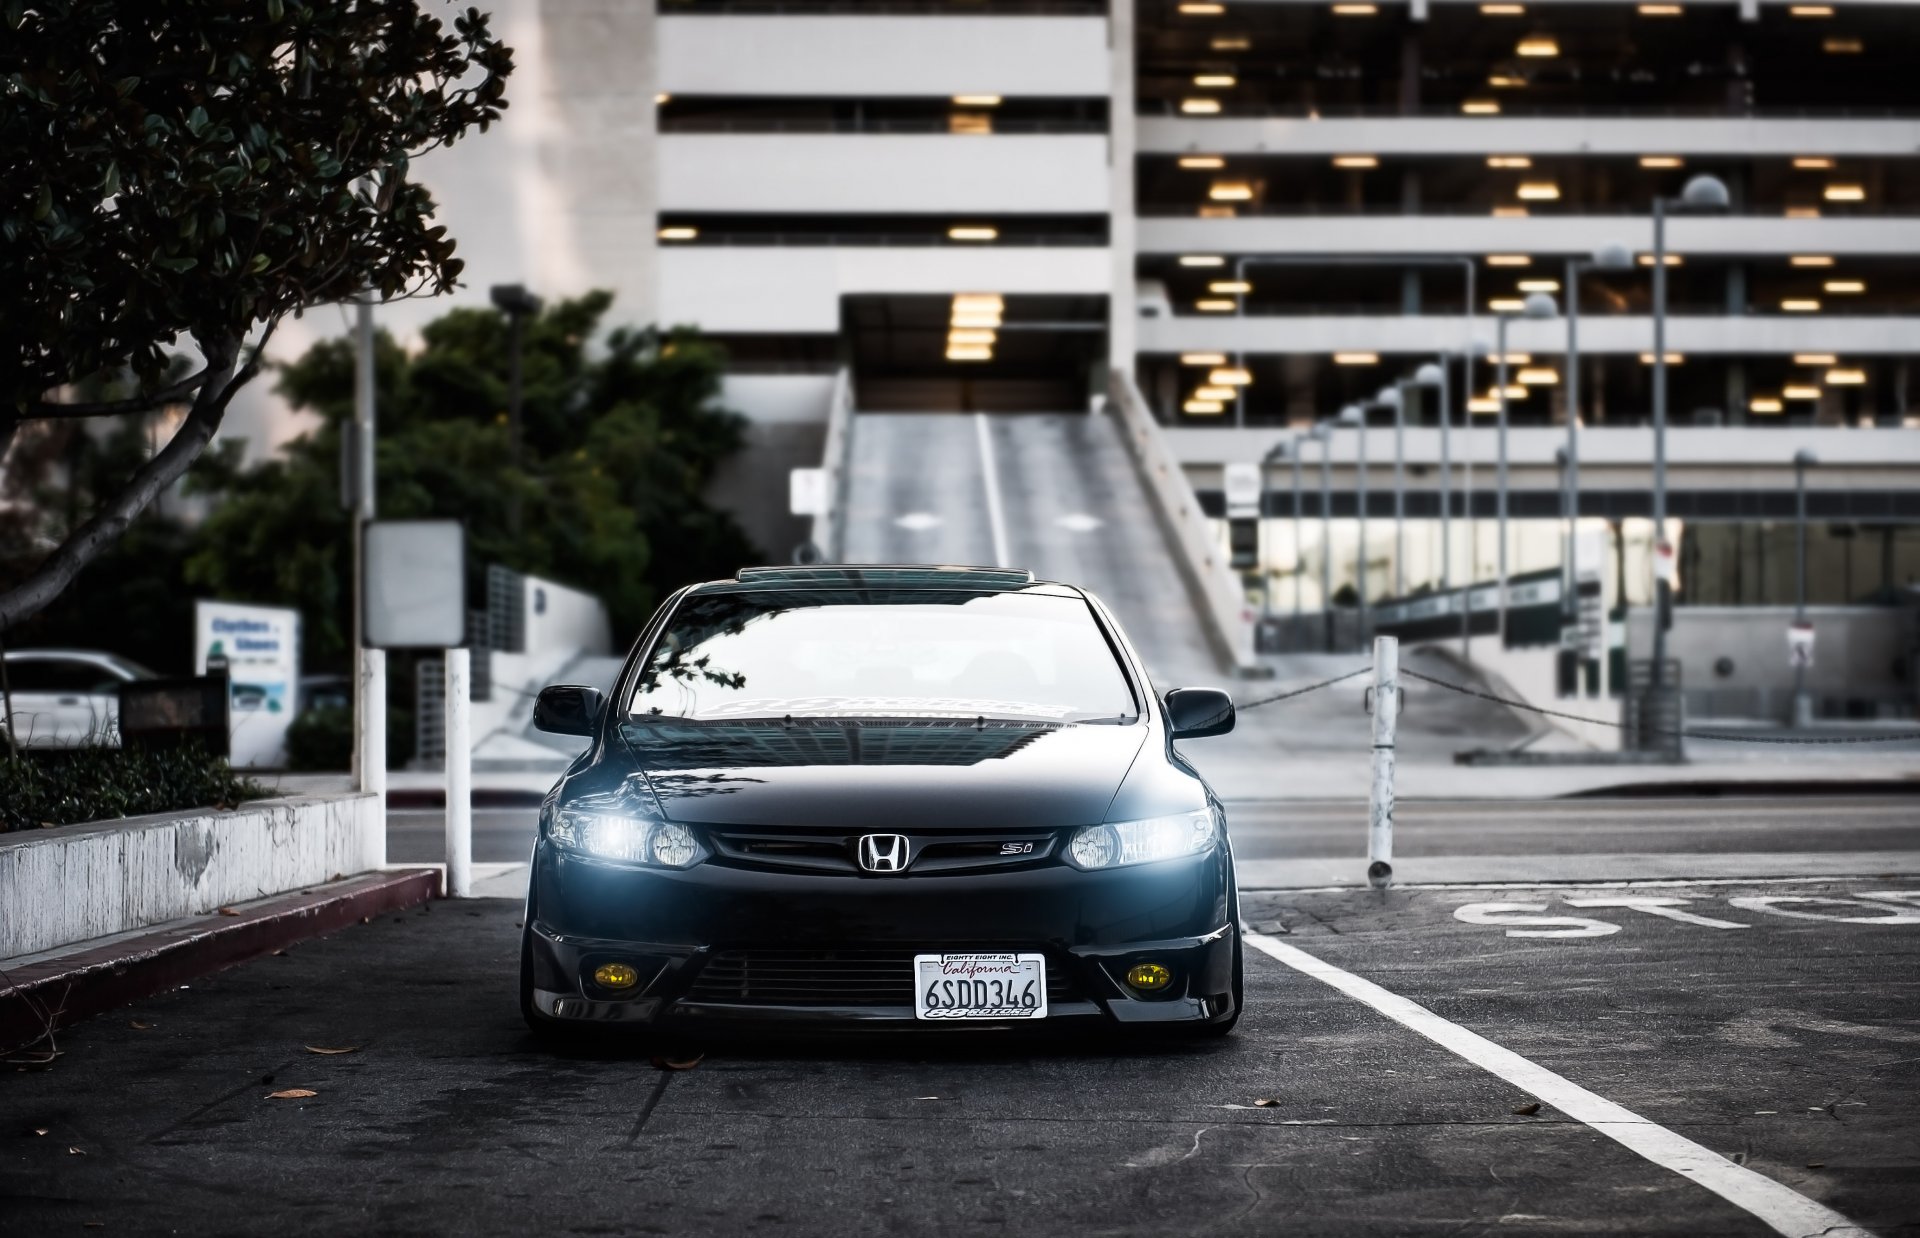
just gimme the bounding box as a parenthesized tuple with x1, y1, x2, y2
(1068, 808, 1217, 870)
(548, 808, 704, 868)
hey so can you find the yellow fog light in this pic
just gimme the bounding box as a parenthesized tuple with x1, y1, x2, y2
(593, 962, 640, 990)
(1126, 962, 1173, 992)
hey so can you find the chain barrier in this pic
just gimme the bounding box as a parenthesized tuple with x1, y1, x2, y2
(1236, 666, 1371, 711)
(1399, 668, 1920, 746)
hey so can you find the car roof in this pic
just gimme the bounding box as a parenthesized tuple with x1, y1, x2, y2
(695, 565, 1083, 599)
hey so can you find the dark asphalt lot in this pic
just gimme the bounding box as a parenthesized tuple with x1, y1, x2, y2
(6, 882, 1915, 1236)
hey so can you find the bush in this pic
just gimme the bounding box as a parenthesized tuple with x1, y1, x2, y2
(284, 705, 414, 772)
(0, 746, 267, 833)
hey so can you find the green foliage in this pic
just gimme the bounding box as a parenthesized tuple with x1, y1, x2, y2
(0, 745, 267, 833)
(283, 704, 412, 772)
(185, 293, 760, 669)
(2, 0, 513, 409)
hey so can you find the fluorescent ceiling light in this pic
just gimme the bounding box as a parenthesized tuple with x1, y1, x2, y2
(1209, 181, 1254, 201)
(1208, 281, 1252, 294)
(1781, 299, 1821, 312)
(1784, 207, 1821, 218)
(1516, 181, 1560, 200)
(1792, 157, 1834, 169)
(952, 293, 1003, 310)
(1516, 367, 1559, 385)
(1487, 254, 1531, 267)
(1789, 255, 1834, 267)
(1487, 74, 1527, 88)
(947, 329, 997, 346)
(1198, 205, 1236, 218)
(1791, 4, 1834, 13)
(1467, 397, 1501, 414)
(1331, 3, 1378, 13)
(1181, 353, 1228, 365)
(1640, 155, 1684, 168)
(1179, 155, 1226, 169)
(1333, 352, 1378, 365)
(1516, 37, 1558, 57)
(1637, 4, 1682, 14)
(1784, 385, 1821, 399)
(1211, 36, 1251, 50)
(656, 92, 670, 104)
(1491, 206, 1528, 218)
(1487, 156, 1532, 169)
(1823, 184, 1865, 201)
(1194, 385, 1235, 400)
(1826, 369, 1867, 385)
(1184, 400, 1226, 414)
(1193, 74, 1237, 87)
(1517, 279, 1559, 292)
(1462, 100, 1501, 115)
(657, 226, 697, 240)
(1209, 368, 1253, 386)
(950, 313, 1001, 330)
(1749, 398, 1783, 414)
(1178, 2, 1225, 13)
(1823, 37, 1862, 53)
(1793, 354, 1837, 366)
(946, 346, 992, 361)
(1180, 98, 1223, 114)
(1196, 300, 1237, 312)
(1638, 353, 1684, 364)
(1480, 3, 1525, 13)
(948, 226, 998, 241)
(1494, 353, 1531, 365)
(1332, 155, 1379, 169)
(952, 95, 1001, 107)
(1179, 255, 1226, 267)
(1489, 298, 1525, 312)
(1637, 253, 1682, 266)
(1824, 280, 1865, 294)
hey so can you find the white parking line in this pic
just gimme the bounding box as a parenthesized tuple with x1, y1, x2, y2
(1242, 932, 1874, 1238)
(973, 412, 1010, 569)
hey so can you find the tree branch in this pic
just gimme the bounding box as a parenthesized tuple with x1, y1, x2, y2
(25, 367, 214, 421)
(0, 324, 272, 632)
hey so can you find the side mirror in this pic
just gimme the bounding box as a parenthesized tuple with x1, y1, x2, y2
(533, 685, 604, 737)
(1164, 687, 1234, 740)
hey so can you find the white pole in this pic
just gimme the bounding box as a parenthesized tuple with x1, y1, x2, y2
(357, 648, 386, 868)
(444, 648, 472, 899)
(1367, 635, 1399, 889)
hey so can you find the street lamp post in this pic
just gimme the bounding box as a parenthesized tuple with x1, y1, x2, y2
(1494, 292, 1558, 638)
(491, 283, 542, 536)
(1291, 435, 1308, 625)
(1793, 448, 1818, 726)
(1563, 243, 1634, 633)
(1316, 423, 1334, 652)
(1337, 403, 1367, 639)
(1648, 175, 1731, 691)
(1378, 384, 1407, 598)
(1409, 360, 1457, 650)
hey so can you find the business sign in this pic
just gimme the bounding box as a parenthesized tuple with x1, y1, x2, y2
(1223, 462, 1262, 519)
(364, 519, 466, 648)
(194, 601, 299, 768)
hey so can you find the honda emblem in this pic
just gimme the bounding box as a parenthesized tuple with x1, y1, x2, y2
(858, 834, 909, 873)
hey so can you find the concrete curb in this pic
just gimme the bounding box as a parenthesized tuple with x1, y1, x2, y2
(0, 868, 440, 1056)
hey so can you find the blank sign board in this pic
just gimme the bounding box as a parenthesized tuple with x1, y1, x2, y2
(365, 519, 465, 648)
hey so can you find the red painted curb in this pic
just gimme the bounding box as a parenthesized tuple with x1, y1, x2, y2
(0, 868, 442, 1056)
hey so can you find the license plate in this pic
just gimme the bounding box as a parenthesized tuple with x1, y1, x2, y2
(913, 952, 1048, 1020)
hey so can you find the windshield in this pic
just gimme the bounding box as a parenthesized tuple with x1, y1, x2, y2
(626, 590, 1138, 723)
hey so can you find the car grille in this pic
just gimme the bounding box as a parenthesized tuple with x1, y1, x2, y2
(685, 948, 1075, 1007)
(705, 829, 1060, 875)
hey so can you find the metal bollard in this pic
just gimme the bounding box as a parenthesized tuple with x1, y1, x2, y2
(1367, 636, 1399, 889)
(444, 648, 472, 899)
(357, 648, 387, 869)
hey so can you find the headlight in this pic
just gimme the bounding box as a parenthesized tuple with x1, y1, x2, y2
(547, 808, 705, 869)
(1067, 808, 1217, 870)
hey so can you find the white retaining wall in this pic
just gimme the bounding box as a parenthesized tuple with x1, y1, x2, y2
(0, 793, 383, 959)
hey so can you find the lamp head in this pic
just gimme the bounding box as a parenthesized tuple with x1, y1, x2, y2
(1336, 404, 1363, 426)
(1412, 362, 1445, 387)
(1794, 448, 1818, 468)
(1521, 292, 1558, 320)
(1375, 385, 1403, 409)
(1679, 174, 1731, 211)
(1591, 241, 1634, 272)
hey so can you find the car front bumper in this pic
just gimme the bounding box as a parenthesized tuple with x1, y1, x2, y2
(525, 840, 1239, 1032)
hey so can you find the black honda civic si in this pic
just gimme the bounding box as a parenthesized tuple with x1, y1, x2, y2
(521, 565, 1242, 1040)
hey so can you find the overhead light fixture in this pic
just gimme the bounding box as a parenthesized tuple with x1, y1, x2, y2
(1790, 255, 1834, 267)
(1793, 354, 1837, 366)
(947, 329, 997, 346)
(1516, 367, 1559, 385)
(1208, 281, 1252, 294)
(1180, 155, 1226, 169)
(1824, 280, 1865, 294)
(1193, 386, 1235, 401)
(1826, 369, 1867, 385)
(1516, 181, 1560, 200)
(1209, 368, 1253, 386)
(656, 92, 671, 104)
(1480, 3, 1525, 13)
(1331, 3, 1379, 14)
(1784, 385, 1822, 400)
(1790, 4, 1834, 13)
(1184, 399, 1226, 414)
(1517, 279, 1560, 292)
(1487, 254, 1532, 267)
(1784, 206, 1821, 218)
(951, 312, 1001, 328)
(1637, 4, 1682, 14)
(1782, 299, 1821, 312)
(1467, 396, 1501, 413)
(1198, 205, 1237, 218)
(1487, 156, 1532, 169)
(1333, 352, 1379, 365)
(952, 95, 1002, 107)
(952, 293, 1002, 311)
(1792, 157, 1835, 170)
(947, 345, 992, 362)
(1462, 100, 1501, 115)
(1494, 352, 1531, 365)
(1491, 206, 1529, 218)
(1211, 35, 1251, 50)
(1487, 74, 1527, 88)
(1180, 98, 1223, 114)
(1823, 184, 1865, 201)
(1332, 155, 1379, 169)
(1749, 398, 1784, 414)
(948, 226, 998, 241)
(1179, 255, 1226, 267)
(1196, 299, 1237, 312)
(657, 226, 698, 241)
(1637, 253, 1683, 266)
(950, 113, 993, 135)
(1194, 74, 1237, 87)
(1502, 384, 1528, 399)
(1823, 37, 1862, 53)
(1640, 155, 1684, 168)
(1209, 181, 1254, 201)
(1181, 352, 1228, 366)
(1489, 298, 1526, 312)
(1178, 2, 1225, 13)
(1516, 36, 1559, 57)
(1638, 352, 1684, 364)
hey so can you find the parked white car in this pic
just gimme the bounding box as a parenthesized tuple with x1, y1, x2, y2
(2, 649, 158, 748)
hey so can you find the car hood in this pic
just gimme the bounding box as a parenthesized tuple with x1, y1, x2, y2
(615, 719, 1149, 829)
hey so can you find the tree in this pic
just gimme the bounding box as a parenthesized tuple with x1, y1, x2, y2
(0, 0, 513, 631)
(184, 292, 760, 670)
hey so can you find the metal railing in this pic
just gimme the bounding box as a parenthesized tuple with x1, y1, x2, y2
(664, 118, 1108, 135)
(661, 232, 1106, 248)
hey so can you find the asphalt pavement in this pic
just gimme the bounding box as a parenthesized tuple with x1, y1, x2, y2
(7, 881, 1915, 1236)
